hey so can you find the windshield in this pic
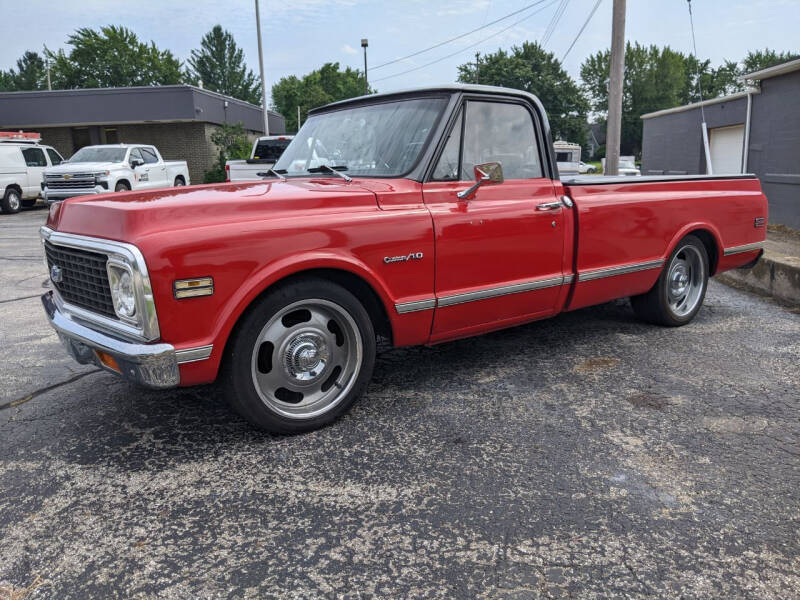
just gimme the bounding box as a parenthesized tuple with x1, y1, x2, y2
(69, 147, 127, 163)
(274, 97, 447, 177)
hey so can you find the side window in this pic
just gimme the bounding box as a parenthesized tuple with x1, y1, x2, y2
(46, 148, 63, 165)
(462, 101, 542, 180)
(140, 147, 158, 164)
(129, 148, 144, 165)
(432, 110, 463, 181)
(21, 147, 47, 167)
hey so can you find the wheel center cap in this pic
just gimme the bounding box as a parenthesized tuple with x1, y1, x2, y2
(285, 333, 329, 382)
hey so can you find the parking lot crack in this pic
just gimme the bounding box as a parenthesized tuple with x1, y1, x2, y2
(0, 369, 102, 412)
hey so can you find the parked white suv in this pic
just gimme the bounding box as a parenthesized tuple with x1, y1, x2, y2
(0, 134, 64, 214)
(43, 144, 190, 203)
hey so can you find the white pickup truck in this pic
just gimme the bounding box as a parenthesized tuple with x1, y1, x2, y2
(225, 135, 293, 182)
(43, 144, 190, 204)
(0, 132, 65, 214)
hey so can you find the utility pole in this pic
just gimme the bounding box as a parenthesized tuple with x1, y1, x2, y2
(475, 52, 481, 84)
(361, 39, 369, 94)
(604, 0, 626, 176)
(297, 105, 301, 131)
(255, 0, 270, 136)
(43, 45, 51, 90)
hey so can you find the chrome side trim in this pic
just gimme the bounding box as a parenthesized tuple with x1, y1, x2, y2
(395, 299, 436, 314)
(578, 259, 665, 282)
(437, 276, 565, 308)
(563, 274, 575, 285)
(175, 345, 214, 364)
(41, 226, 161, 342)
(723, 241, 764, 256)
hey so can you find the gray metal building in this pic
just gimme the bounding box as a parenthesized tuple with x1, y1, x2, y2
(641, 58, 800, 228)
(0, 85, 286, 184)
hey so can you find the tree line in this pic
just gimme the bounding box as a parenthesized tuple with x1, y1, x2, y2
(2, 24, 795, 158)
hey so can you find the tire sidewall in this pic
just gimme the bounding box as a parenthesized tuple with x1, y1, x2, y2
(115, 182, 130, 192)
(3, 189, 21, 213)
(225, 279, 376, 434)
(657, 235, 709, 325)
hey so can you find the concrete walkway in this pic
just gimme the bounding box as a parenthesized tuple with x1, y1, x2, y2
(717, 226, 800, 305)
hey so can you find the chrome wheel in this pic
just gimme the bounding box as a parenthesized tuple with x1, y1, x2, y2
(250, 299, 363, 419)
(666, 244, 705, 317)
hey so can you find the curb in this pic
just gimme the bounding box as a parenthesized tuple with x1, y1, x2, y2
(716, 252, 800, 306)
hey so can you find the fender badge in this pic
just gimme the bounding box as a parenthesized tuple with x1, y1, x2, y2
(384, 252, 424, 264)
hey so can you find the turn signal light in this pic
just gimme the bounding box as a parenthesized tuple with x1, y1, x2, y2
(174, 277, 214, 299)
(95, 350, 121, 373)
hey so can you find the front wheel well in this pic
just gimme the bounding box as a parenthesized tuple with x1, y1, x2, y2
(115, 179, 131, 190)
(687, 229, 719, 275)
(4, 184, 22, 196)
(224, 268, 393, 359)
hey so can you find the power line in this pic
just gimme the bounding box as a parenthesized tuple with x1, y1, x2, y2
(561, 0, 603, 62)
(372, 0, 562, 84)
(542, 0, 571, 47)
(371, 0, 552, 71)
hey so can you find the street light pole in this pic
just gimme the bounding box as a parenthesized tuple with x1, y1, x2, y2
(255, 0, 270, 136)
(605, 0, 626, 176)
(361, 39, 369, 95)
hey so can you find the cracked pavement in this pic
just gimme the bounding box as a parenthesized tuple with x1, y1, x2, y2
(1, 208, 799, 598)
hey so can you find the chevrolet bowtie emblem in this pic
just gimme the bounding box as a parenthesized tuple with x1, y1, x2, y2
(63, 174, 71, 180)
(50, 264, 63, 284)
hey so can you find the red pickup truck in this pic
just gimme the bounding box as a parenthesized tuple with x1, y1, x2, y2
(41, 85, 767, 433)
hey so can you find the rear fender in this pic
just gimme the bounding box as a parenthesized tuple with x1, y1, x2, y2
(663, 222, 724, 275)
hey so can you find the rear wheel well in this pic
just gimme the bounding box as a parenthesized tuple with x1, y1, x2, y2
(223, 268, 393, 364)
(174, 175, 185, 185)
(687, 229, 719, 275)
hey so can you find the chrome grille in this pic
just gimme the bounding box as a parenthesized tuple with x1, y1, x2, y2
(45, 173, 96, 190)
(44, 241, 116, 319)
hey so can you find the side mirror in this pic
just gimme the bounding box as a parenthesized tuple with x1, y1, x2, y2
(457, 162, 504, 200)
(130, 158, 144, 168)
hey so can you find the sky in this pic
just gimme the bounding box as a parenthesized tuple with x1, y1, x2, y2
(1, 0, 798, 105)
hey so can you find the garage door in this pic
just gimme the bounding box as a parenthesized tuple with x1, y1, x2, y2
(709, 124, 744, 174)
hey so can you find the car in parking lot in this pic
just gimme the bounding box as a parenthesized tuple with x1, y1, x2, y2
(225, 135, 294, 181)
(0, 132, 64, 214)
(39, 84, 767, 434)
(43, 144, 189, 203)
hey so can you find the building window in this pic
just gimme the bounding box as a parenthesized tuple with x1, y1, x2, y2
(71, 127, 91, 153)
(104, 128, 119, 144)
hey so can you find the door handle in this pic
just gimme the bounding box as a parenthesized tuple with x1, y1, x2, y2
(536, 201, 562, 211)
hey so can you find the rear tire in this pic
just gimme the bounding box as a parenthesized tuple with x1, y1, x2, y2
(173, 176, 185, 186)
(1, 188, 22, 214)
(115, 182, 130, 192)
(223, 278, 376, 434)
(631, 234, 709, 326)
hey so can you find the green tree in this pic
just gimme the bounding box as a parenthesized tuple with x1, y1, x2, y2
(46, 26, 182, 89)
(741, 49, 800, 74)
(582, 43, 695, 156)
(457, 42, 589, 146)
(271, 63, 370, 132)
(204, 122, 252, 183)
(186, 25, 261, 105)
(0, 50, 47, 91)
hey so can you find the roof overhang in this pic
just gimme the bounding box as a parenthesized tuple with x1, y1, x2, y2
(739, 57, 800, 82)
(640, 89, 759, 120)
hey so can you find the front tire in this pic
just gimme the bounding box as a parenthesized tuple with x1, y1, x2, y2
(631, 234, 709, 326)
(114, 181, 130, 192)
(223, 278, 376, 434)
(1, 188, 22, 214)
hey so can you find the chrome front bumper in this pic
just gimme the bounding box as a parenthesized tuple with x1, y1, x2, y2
(41, 291, 180, 388)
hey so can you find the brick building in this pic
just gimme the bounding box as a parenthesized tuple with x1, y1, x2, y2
(0, 85, 286, 183)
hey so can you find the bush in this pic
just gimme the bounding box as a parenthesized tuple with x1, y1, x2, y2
(203, 122, 252, 183)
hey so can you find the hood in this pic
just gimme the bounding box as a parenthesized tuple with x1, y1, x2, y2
(47, 161, 122, 174)
(47, 178, 379, 241)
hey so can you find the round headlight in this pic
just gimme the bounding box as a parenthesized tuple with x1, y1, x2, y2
(110, 267, 136, 318)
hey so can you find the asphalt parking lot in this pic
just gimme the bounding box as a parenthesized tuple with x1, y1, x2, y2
(1, 206, 799, 599)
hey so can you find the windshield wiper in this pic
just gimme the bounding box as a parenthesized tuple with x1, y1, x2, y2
(256, 168, 287, 181)
(307, 164, 352, 182)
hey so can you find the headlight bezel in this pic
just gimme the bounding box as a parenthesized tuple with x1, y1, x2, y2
(107, 259, 138, 323)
